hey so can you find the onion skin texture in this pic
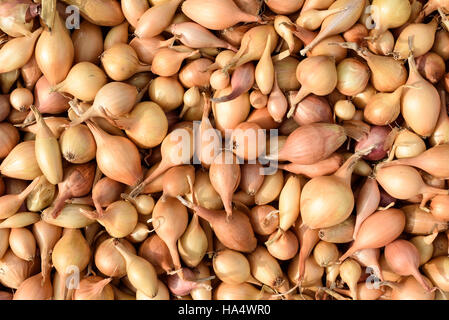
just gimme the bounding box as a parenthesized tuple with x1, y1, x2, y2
(135, 0, 183, 39)
(381, 145, 449, 179)
(35, 14, 74, 86)
(139, 234, 174, 275)
(422, 256, 449, 291)
(384, 239, 433, 292)
(72, 21, 104, 64)
(87, 122, 142, 186)
(300, 152, 365, 230)
(270, 123, 347, 165)
(0, 141, 42, 181)
(402, 204, 448, 235)
(401, 54, 440, 137)
(61, 0, 125, 26)
(340, 209, 406, 261)
(0, 28, 42, 74)
(300, 0, 366, 55)
(430, 195, 449, 222)
(178, 197, 257, 253)
(181, 0, 261, 30)
(34, 76, 70, 115)
(376, 165, 448, 207)
(13, 273, 53, 300)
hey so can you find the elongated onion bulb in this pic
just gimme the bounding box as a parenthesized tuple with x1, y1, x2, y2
(35, 14, 74, 85)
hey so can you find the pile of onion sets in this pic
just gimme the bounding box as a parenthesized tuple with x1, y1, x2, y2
(1, 0, 449, 301)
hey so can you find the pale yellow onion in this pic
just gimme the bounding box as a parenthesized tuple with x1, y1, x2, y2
(32, 220, 62, 282)
(254, 170, 284, 205)
(193, 170, 223, 210)
(135, 0, 183, 38)
(178, 214, 208, 268)
(367, 30, 394, 55)
(151, 48, 199, 77)
(118, 101, 168, 149)
(345, 42, 407, 93)
(394, 18, 438, 59)
(213, 282, 271, 300)
(104, 21, 129, 51)
(401, 50, 440, 137)
(0, 141, 42, 180)
(114, 240, 159, 298)
(0, 14, 33, 38)
(297, 8, 347, 31)
(60, 0, 125, 26)
(52, 62, 107, 102)
(51, 229, 91, 298)
(0, 28, 42, 73)
(127, 223, 150, 243)
(336, 58, 370, 96)
(422, 256, 449, 291)
(213, 249, 252, 284)
(101, 43, 151, 81)
(0, 212, 40, 229)
(370, 0, 412, 38)
(69, 82, 138, 127)
(136, 280, 169, 300)
(255, 34, 274, 95)
(191, 262, 212, 300)
(391, 129, 426, 159)
(59, 124, 96, 164)
(276, 174, 301, 233)
(274, 15, 297, 53)
(313, 241, 339, 267)
(303, 0, 335, 11)
(122, 0, 149, 28)
(183, 87, 201, 108)
(149, 76, 184, 112)
(42, 204, 96, 229)
(133, 195, 155, 215)
(9, 228, 36, 261)
(334, 100, 356, 121)
(288, 55, 337, 115)
(249, 90, 267, 109)
(35, 14, 74, 85)
(95, 238, 136, 278)
(212, 87, 250, 133)
(225, 25, 278, 69)
(300, 0, 366, 55)
(248, 246, 284, 289)
(178, 58, 214, 88)
(82, 200, 138, 238)
(339, 258, 362, 300)
(364, 86, 405, 126)
(30, 106, 63, 185)
(9, 88, 33, 112)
